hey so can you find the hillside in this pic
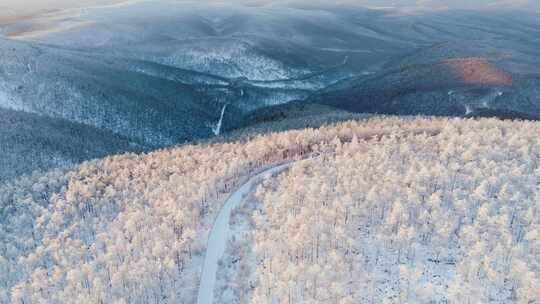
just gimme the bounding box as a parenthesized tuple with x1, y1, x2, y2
(310, 50, 540, 119)
(0, 38, 231, 146)
(0, 108, 143, 183)
(228, 102, 371, 139)
(306, 12, 540, 119)
(1, 1, 540, 182)
(1, 117, 538, 304)
(1, 2, 539, 303)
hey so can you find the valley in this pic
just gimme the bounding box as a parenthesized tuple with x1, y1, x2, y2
(0, 2, 539, 303)
(1, 1, 540, 182)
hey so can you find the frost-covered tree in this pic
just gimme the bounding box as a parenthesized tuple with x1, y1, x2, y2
(1, 116, 539, 303)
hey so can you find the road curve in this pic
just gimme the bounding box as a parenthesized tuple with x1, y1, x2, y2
(196, 162, 293, 304)
(195, 128, 442, 303)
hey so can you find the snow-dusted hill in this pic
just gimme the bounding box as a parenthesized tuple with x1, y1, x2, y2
(1, 117, 538, 303)
(2, 1, 399, 80)
(0, 38, 229, 146)
(310, 27, 540, 118)
(0, 107, 143, 183)
(247, 122, 539, 303)
(0, 2, 539, 303)
(2, 1, 540, 182)
(0, 1, 376, 181)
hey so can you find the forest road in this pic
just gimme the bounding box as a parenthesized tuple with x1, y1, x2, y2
(196, 161, 294, 304)
(195, 128, 441, 303)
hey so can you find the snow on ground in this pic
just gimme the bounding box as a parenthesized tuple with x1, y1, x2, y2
(2, 117, 538, 303)
(214, 180, 264, 304)
(197, 162, 293, 304)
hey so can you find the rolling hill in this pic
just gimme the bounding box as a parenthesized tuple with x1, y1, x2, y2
(1, 116, 538, 304)
(1, 0, 540, 182)
(0, 107, 143, 183)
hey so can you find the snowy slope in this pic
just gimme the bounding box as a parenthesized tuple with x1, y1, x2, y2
(197, 162, 292, 304)
(0, 38, 226, 146)
(0, 107, 142, 183)
(1, 117, 538, 304)
(2, 1, 403, 80)
(1, 0, 540, 183)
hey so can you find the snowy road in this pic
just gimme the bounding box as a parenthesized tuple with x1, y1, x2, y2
(196, 162, 293, 304)
(195, 129, 442, 303)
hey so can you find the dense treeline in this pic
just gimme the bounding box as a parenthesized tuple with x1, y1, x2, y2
(1, 117, 538, 303)
(0, 107, 143, 183)
(251, 119, 540, 303)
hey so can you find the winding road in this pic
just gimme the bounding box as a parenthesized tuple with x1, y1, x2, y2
(196, 162, 293, 304)
(195, 129, 441, 303)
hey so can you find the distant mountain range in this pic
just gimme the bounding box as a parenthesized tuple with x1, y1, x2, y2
(0, 1, 539, 181)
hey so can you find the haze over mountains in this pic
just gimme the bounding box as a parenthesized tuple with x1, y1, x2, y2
(1, 0, 540, 181)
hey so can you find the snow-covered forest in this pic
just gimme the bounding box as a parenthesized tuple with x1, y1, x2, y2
(1, 117, 539, 303)
(2, 1, 540, 303)
(250, 122, 540, 303)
